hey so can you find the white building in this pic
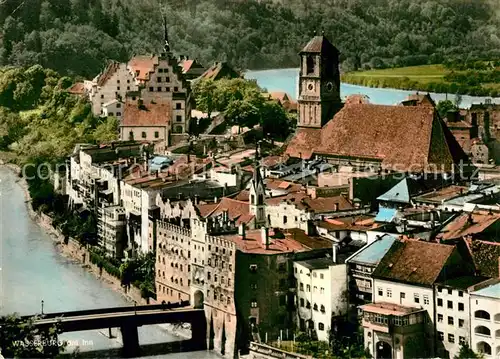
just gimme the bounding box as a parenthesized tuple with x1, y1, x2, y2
(434, 276, 491, 359)
(86, 62, 137, 117)
(294, 254, 348, 341)
(470, 280, 500, 358)
(362, 239, 475, 359)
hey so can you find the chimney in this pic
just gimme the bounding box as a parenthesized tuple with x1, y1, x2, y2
(214, 196, 218, 203)
(261, 227, 269, 249)
(332, 244, 338, 264)
(178, 192, 182, 200)
(238, 223, 246, 239)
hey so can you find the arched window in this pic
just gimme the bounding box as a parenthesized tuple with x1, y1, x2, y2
(475, 310, 491, 320)
(258, 194, 264, 205)
(313, 304, 318, 311)
(306, 56, 315, 74)
(320, 305, 326, 313)
(306, 301, 311, 309)
(495, 313, 500, 322)
(475, 326, 491, 336)
(477, 342, 491, 355)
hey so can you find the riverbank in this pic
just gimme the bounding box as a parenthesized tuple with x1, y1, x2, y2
(0, 161, 152, 306)
(341, 64, 500, 97)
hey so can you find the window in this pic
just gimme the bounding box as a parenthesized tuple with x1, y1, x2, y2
(400, 292, 406, 299)
(127, 79, 130, 83)
(459, 319, 464, 328)
(458, 303, 464, 311)
(166, 77, 170, 82)
(251, 283, 257, 290)
(128, 131, 133, 139)
(318, 323, 325, 331)
(166, 87, 170, 92)
(437, 286, 442, 292)
(438, 298, 443, 307)
(249, 264, 257, 272)
(320, 287, 325, 294)
(448, 316, 454, 325)
(447, 288, 452, 295)
(174, 86, 178, 92)
(283, 216, 288, 224)
(320, 305, 325, 313)
(157, 87, 162, 92)
(250, 301, 257, 308)
(438, 332, 444, 341)
(149, 87, 154, 92)
(447, 301, 453, 309)
(157, 77, 162, 82)
(109, 112, 114, 116)
(414, 293, 420, 303)
(154, 131, 159, 138)
(459, 336, 465, 345)
(306, 284, 310, 292)
(313, 303, 318, 311)
(313, 286, 317, 292)
(300, 283, 304, 291)
(176, 115, 182, 122)
(387, 289, 392, 298)
(117, 86, 120, 90)
(320, 274, 324, 279)
(300, 298, 304, 307)
(423, 295, 429, 305)
(101, 94, 104, 99)
(176, 103, 182, 110)
(458, 290, 464, 297)
(448, 334, 455, 343)
(116, 112, 121, 116)
(159, 69, 163, 73)
(127, 86, 130, 90)
(378, 287, 383, 296)
(116, 103, 121, 108)
(438, 314, 443, 322)
(141, 131, 146, 138)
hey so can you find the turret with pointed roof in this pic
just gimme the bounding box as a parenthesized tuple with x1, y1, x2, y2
(249, 141, 266, 228)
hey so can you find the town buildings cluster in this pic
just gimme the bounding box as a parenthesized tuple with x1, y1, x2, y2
(58, 33, 500, 359)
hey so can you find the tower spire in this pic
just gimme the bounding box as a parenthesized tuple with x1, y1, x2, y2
(163, 13, 170, 53)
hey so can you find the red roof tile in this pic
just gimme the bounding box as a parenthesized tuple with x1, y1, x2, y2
(97, 61, 120, 87)
(200, 62, 240, 81)
(266, 192, 354, 213)
(286, 103, 468, 172)
(122, 102, 171, 127)
(67, 82, 85, 95)
(196, 197, 253, 225)
(129, 55, 158, 81)
(437, 212, 500, 241)
(373, 240, 456, 286)
(180, 59, 194, 73)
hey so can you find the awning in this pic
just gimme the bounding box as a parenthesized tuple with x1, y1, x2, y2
(375, 207, 398, 223)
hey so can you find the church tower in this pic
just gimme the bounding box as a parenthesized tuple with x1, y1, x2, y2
(298, 33, 341, 128)
(249, 142, 266, 228)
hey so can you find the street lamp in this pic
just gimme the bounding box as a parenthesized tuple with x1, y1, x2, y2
(41, 300, 44, 315)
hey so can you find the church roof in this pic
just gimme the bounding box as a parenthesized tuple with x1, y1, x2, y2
(286, 102, 468, 172)
(300, 35, 339, 54)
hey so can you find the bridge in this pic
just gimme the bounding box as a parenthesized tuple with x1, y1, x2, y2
(20, 301, 207, 358)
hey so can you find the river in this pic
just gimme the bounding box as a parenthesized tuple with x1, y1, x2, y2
(245, 68, 500, 108)
(0, 167, 219, 359)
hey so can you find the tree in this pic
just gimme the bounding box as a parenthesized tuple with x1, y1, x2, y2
(193, 78, 217, 119)
(454, 343, 484, 359)
(0, 314, 66, 358)
(436, 100, 458, 119)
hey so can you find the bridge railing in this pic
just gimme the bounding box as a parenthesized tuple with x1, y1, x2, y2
(20, 300, 191, 321)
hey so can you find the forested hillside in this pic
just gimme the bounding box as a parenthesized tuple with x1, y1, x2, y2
(1, 0, 499, 78)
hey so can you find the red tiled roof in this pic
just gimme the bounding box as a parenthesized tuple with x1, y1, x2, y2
(196, 197, 254, 225)
(286, 103, 468, 172)
(401, 93, 435, 108)
(345, 94, 370, 105)
(233, 190, 250, 202)
(437, 212, 500, 241)
(466, 239, 500, 278)
(266, 192, 354, 213)
(97, 61, 120, 87)
(67, 82, 85, 95)
(200, 62, 240, 81)
(180, 59, 194, 73)
(129, 55, 158, 81)
(122, 102, 171, 127)
(268, 92, 291, 102)
(373, 240, 456, 286)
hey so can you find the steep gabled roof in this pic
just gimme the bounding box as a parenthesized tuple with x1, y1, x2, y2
(286, 103, 469, 172)
(200, 62, 240, 81)
(96, 61, 121, 87)
(373, 240, 456, 286)
(300, 35, 339, 54)
(129, 55, 158, 81)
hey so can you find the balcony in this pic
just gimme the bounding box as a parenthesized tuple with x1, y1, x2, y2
(360, 302, 426, 335)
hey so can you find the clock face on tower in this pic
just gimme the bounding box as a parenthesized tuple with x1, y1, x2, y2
(326, 82, 334, 92)
(307, 83, 314, 91)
